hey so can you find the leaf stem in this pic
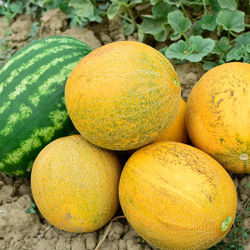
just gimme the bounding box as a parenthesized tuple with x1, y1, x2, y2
(183, 0, 204, 6)
(245, 23, 250, 28)
(127, 6, 137, 29)
(203, 0, 207, 15)
(119, 14, 132, 23)
(182, 32, 190, 44)
(180, 4, 187, 17)
(229, 30, 238, 38)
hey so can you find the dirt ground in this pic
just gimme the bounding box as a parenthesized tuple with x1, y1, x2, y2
(0, 9, 249, 250)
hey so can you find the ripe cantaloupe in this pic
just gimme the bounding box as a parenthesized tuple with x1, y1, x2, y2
(31, 135, 121, 233)
(119, 142, 237, 250)
(186, 62, 250, 174)
(65, 41, 180, 151)
(155, 98, 188, 143)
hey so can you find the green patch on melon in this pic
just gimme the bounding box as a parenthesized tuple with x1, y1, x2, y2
(214, 143, 250, 174)
(221, 216, 232, 231)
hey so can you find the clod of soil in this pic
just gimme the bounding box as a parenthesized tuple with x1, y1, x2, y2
(62, 26, 101, 49)
(10, 14, 33, 49)
(0, 195, 40, 249)
(39, 9, 68, 38)
(174, 62, 205, 101)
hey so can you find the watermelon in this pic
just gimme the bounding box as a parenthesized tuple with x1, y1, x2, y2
(0, 36, 91, 176)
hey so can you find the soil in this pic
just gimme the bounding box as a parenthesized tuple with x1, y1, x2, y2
(0, 9, 249, 250)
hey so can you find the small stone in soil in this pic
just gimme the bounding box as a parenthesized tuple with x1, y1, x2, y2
(127, 239, 143, 250)
(85, 232, 97, 249)
(119, 239, 127, 250)
(18, 183, 31, 195)
(71, 235, 87, 250)
(108, 221, 124, 241)
(99, 32, 113, 44)
(99, 239, 119, 250)
(1, 184, 15, 196)
(123, 229, 140, 240)
(243, 217, 250, 229)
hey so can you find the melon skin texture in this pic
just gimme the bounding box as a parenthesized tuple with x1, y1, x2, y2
(0, 36, 91, 176)
(186, 62, 250, 174)
(31, 134, 121, 233)
(119, 142, 237, 250)
(65, 41, 181, 151)
(155, 98, 188, 143)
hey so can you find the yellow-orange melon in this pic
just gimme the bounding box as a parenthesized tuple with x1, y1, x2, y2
(156, 98, 188, 143)
(119, 142, 237, 250)
(186, 62, 250, 174)
(31, 135, 121, 233)
(65, 41, 180, 151)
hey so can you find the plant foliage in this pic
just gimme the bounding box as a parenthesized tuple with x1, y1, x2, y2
(0, 0, 249, 68)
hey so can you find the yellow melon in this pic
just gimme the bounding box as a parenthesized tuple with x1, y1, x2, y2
(119, 141, 237, 250)
(156, 98, 188, 143)
(186, 62, 250, 174)
(65, 41, 180, 151)
(31, 135, 121, 233)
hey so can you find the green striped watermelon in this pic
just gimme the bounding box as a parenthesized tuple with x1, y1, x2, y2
(0, 36, 92, 176)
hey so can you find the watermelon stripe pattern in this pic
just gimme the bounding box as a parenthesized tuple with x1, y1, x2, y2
(0, 36, 92, 176)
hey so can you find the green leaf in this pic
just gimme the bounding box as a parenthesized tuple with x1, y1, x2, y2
(242, 231, 249, 238)
(181, 0, 203, 6)
(216, 10, 245, 32)
(170, 32, 182, 41)
(28, 0, 52, 8)
(9, 1, 25, 14)
(216, 23, 224, 37)
(58, 0, 70, 12)
(124, 23, 135, 36)
(187, 21, 203, 36)
(200, 15, 217, 31)
(168, 10, 191, 34)
(226, 47, 244, 61)
(150, 0, 160, 5)
(165, 36, 215, 62)
(92, 9, 102, 23)
(218, 59, 225, 65)
(217, 0, 237, 10)
(154, 24, 171, 41)
(140, 2, 174, 42)
(203, 61, 217, 70)
(159, 47, 167, 55)
(69, 14, 88, 28)
(213, 37, 231, 56)
(234, 216, 241, 223)
(187, 36, 215, 62)
(164, 40, 189, 60)
(234, 32, 250, 49)
(152, 2, 176, 21)
(207, 0, 221, 12)
(29, 22, 40, 41)
(227, 32, 250, 62)
(69, 0, 94, 19)
(25, 202, 37, 214)
(130, 0, 143, 4)
(139, 16, 171, 41)
(107, 1, 121, 20)
(98, 1, 110, 11)
(247, 44, 250, 53)
(163, 0, 183, 7)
